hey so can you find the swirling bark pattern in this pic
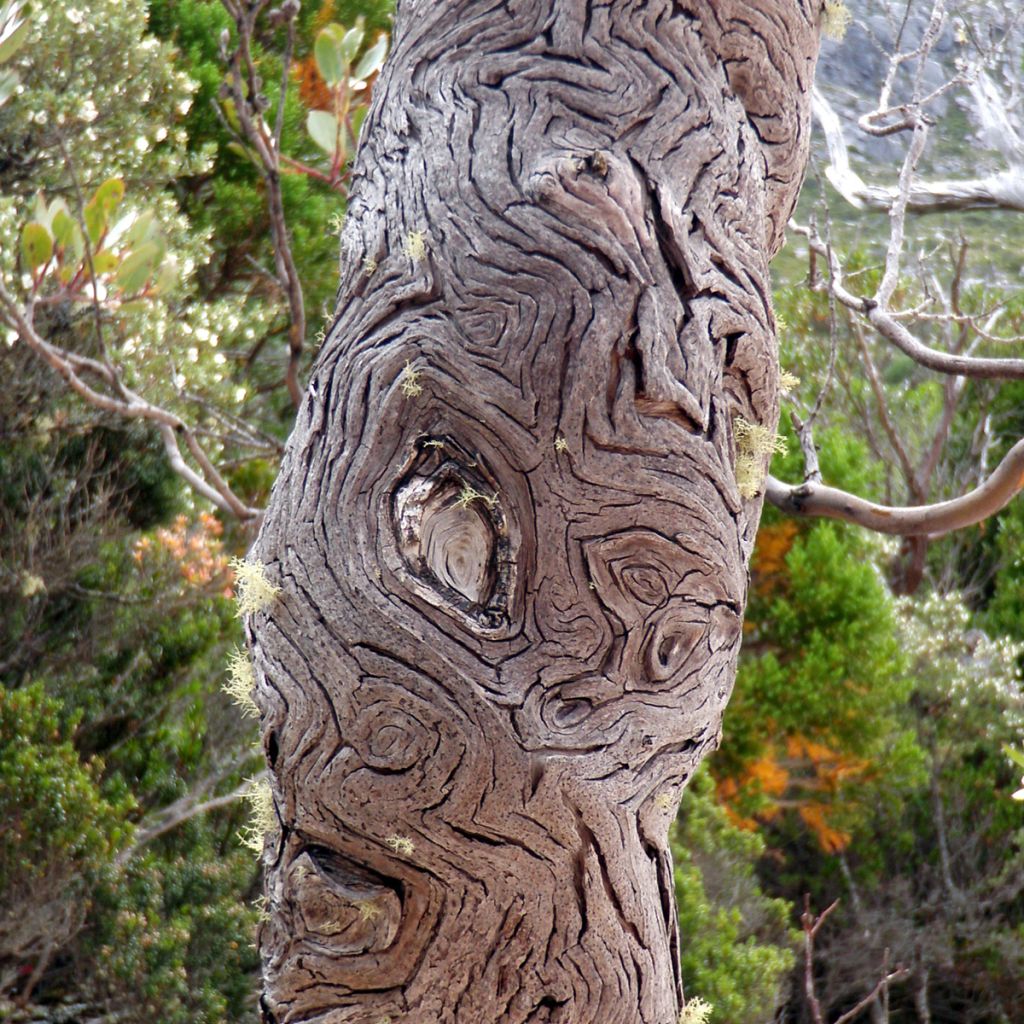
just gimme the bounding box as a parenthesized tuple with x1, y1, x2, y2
(250, 2, 819, 1022)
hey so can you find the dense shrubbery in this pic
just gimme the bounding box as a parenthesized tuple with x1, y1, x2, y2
(1, 1, 1022, 1021)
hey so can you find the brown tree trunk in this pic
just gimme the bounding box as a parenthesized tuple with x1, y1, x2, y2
(248, 2, 820, 1021)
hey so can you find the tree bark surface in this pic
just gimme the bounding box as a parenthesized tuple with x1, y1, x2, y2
(250, 2, 819, 1021)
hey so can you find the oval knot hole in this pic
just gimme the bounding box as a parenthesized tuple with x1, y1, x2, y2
(420, 491, 495, 604)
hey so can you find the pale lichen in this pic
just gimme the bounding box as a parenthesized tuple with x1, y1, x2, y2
(554, 436, 568, 453)
(403, 229, 427, 263)
(238, 777, 277, 855)
(399, 360, 423, 398)
(734, 418, 787, 458)
(779, 369, 801, 395)
(357, 899, 382, 922)
(821, 0, 852, 41)
(679, 997, 714, 1024)
(385, 834, 415, 856)
(229, 557, 281, 617)
(223, 647, 259, 718)
(454, 485, 498, 511)
(363, 255, 378, 275)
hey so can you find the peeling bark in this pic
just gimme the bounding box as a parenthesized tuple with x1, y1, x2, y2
(249, 2, 820, 1021)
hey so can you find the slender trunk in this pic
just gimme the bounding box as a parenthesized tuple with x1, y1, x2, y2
(249, 2, 820, 1021)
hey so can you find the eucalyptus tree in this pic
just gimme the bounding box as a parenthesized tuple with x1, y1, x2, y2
(247, 2, 822, 1021)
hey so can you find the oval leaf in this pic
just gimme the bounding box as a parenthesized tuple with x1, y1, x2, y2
(314, 27, 345, 87)
(83, 199, 106, 246)
(353, 35, 387, 82)
(51, 208, 76, 247)
(0, 15, 30, 65)
(93, 177, 125, 216)
(114, 240, 162, 295)
(91, 250, 120, 275)
(124, 210, 158, 250)
(21, 222, 52, 272)
(306, 109, 339, 156)
(339, 25, 365, 65)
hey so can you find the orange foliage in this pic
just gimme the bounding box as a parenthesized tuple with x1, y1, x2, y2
(294, 56, 333, 111)
(716, 732, 870, 853)
(133, 512, 231, 592)
(750, 520, 799, 596)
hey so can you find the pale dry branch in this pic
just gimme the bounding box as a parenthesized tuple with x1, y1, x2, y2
(766, 436, 1024, 536)
(0, 284, 263, 522)
(219, 0, 306, 410)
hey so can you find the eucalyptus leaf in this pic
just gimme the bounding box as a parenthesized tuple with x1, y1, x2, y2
(21, 222, 52, 272)
(339, 25, 365, 65)
(353, 36, 387, 82)
(92, 178, 125, 216)
(92, 250, 120, 275)
(306, 109, 339, 156)
(124, 211, 158, 250)
(114, 240, 162, 295)
(0, 13, 29, 65)
(314, 27, 345, 88)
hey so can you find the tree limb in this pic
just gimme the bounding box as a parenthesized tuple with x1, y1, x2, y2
(766, 437, 1024, 536)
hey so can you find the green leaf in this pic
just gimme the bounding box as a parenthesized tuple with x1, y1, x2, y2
(306, 109, 339, 156)
(1004, 745, 1024, 771)
(92, 178, 125, 216)
(0, 68, 18, 107)
(0, 13, 29, 65)
(225, 140, 256, 164)
(152, 257, 178, 296)
(314, 26, 345, 87)
(51, 208, 76, 247)
(83, 179, 124, 246)
(83, 199, 106, 246)
(339, 24, 365, 65)
(123, 210, 158, 250)
(92, 250, 120, 275)
(21, 221, 52, 272)
(353, 35, 387, 81)
(114, 240, 163, 295)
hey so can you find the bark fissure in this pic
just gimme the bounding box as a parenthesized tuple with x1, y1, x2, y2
(251, 2, 819, 1021)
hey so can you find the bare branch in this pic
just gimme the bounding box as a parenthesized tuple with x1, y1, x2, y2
(220, 0, 306, 410)
(0, 284, 263, 523)
(790, 222, 1024, 380)
(766, 437, 1024, 536)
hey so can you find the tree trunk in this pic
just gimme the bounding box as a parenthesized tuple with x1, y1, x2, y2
(249, 2, 820, 1021)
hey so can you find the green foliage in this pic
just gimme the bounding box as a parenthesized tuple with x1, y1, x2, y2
(87, 846, 260, 1023)
(672, 770, 795, 1023)
(0, 685, 132, 977)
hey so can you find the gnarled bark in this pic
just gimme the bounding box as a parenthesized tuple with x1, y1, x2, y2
(249, 2, 820, 1021)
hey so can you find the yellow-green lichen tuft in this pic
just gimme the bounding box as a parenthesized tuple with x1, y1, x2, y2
(399, 360, 423, 398)
(734, 418, 787, 459)
(238, 777, 277, 855)
(679, 997, 714, 1024)
(385, 834, 415, 856)
(554, 436, 568, 453)
(821, 0, 852, 41)
(454, 485, 498, 511)
(229, 557, 281, 617)
(734, 417, 786, 500)
(779, 369, 801, 395)
(403, 229, 427, 263)
(223, 647, 259, 718)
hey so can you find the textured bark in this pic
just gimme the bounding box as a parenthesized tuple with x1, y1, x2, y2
(249, 2, 820, 1022)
